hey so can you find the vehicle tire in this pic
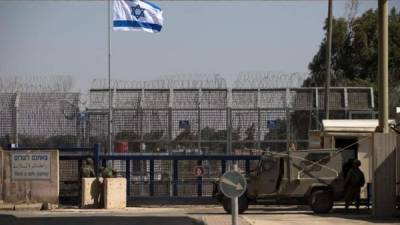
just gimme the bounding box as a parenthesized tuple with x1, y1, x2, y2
(309, 190, 333, 214)
(222, 195, 249, 214)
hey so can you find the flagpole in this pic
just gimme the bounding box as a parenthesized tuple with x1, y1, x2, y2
(324, 0, 333, 120)
(108, 0, 112, 155)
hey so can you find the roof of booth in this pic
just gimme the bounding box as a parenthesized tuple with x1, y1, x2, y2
(322, 120, 394, 133)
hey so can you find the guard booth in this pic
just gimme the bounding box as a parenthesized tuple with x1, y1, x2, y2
(314, 119, 398, 202)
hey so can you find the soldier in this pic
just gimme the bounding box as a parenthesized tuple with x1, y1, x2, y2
(81, 158, 95, 178)
(99, 165, 116, 178)
(344, 159, 365, 213)
(342, 159, 354, 180)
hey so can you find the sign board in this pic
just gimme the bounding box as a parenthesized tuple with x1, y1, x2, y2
(219, 170, 247, 199)
(11, 152, 51, 180)
(194, 166, 204, 177)
(267, 120, 277, 129)
(179, 120, 190, 129)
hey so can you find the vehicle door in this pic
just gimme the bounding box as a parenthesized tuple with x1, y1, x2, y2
(255, 156, 280, 196)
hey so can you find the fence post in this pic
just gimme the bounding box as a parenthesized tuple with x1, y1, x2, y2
(221, 160, 226, 174)
(245, 160, 250, 174)
(14, 92, 20, 147)
(227, 89, 232, 155)
(198, 89, 202, 152)
(197, 160, 202, 197)
(257, 89, 261, 149)
(173, 160, 178, 196)
(286, 88, 290, 152)
(344, 87, 348, 118)
(94, 143, 100, 177)
(227, 108, 232, 154)
(315, 88, 320, 130)
(126, 160, 130, 199)
(168, 89, 173, 150)
(149, 159, 154, 196)
(78, 159, 83, 179)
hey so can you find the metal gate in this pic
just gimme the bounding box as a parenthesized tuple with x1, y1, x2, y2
(10, 145, 261, 205)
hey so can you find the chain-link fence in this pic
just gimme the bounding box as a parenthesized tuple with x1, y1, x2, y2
(0, 87, 374, 153)
(93, 87, 374, 153)
(0, 74, 375, 152)
(0, 92, 82, 148)
(0, 75, 377, 203)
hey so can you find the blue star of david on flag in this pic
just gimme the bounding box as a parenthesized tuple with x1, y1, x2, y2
(131, 5, 145, 19)
(113, 0, 163, 33)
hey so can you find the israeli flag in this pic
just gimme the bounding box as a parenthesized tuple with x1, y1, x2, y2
(113, 0, 163, 33)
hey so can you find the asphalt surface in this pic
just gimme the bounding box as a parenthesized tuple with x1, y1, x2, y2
(0, 215, 201, 225)
(240, 206, 400, 225)
(0, 207, 204, 225)
(0, 205, 399, 225)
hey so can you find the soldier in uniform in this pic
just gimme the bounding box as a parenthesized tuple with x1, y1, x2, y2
(81, 157, 95, 178)
(344, 159, 365, 213)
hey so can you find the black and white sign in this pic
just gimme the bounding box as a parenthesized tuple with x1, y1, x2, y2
(11, 152, 51, 180)
(219, 170, 247, 199)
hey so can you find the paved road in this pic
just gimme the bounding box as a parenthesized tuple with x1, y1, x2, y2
(0, 208, 203, 225)
(0, 205, 399, 225)
(186, 205, 400, 225)
(240, 206, 400, 225)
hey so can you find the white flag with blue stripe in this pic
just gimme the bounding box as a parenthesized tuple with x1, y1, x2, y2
(113, 0, 163, 33)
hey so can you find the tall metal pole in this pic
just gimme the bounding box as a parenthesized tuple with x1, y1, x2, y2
(108, 0, 113, 154)
(324, 0, 333, 120)
(231, 162, 239, 225)
(378, 0, 389, 133)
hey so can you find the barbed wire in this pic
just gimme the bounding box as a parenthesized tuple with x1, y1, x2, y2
(0, 75, 74, 93)
(90, 72, 309, 90)
(233, 71, 310, 89)
(91, 73, 227, 89)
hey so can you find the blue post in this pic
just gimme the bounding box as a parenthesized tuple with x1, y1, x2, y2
(78, 159, 83, 178)
(149, 160, 154, 196)
(94, 143, 100, 177)
(245, 160, 250, 174)
(126, 160, 131, 199)
(197, 160, 202, 197)
(173, 160, 178, 196)
(221, 160, 226, 174)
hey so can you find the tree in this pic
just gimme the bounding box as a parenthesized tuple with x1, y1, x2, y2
(200, 127, 227, 153)
(304, 8, 400, 117)
(172, 127, 198, 150)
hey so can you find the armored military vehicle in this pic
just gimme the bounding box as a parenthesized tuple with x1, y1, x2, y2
(213, 149, 347, 214)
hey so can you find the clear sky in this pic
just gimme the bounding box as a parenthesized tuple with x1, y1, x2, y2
(0, 0, 399, 91)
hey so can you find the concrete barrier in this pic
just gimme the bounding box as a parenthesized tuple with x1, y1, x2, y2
(104, 178, 126, 209)
(81, 178, 103, 208)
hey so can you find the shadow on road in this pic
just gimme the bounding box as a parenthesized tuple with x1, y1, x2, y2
(317, 208, 400, 224)
(0, 215, 204, 225)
